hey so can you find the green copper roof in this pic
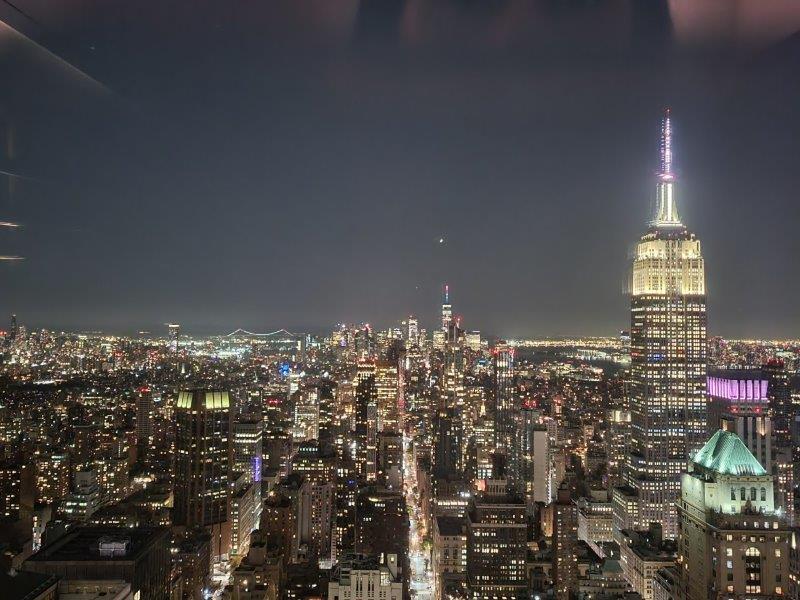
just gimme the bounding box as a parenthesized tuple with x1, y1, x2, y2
(693, 430, 767, 476)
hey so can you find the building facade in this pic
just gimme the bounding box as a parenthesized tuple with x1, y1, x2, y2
(622, 111, 707, 539)
(677, 430, 791, 599)
(466, 494, 527, 600)
(174, 389, 233, 559)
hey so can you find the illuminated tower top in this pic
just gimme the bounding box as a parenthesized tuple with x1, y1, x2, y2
(652, 108, 682, 228)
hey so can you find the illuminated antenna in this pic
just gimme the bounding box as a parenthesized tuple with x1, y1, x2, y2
(660, 108, 673, 178)
(653, 108, 682, 227)
(444, 284, 449, 304)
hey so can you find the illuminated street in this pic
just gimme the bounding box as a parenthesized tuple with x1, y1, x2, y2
(404, 432, 433, 600)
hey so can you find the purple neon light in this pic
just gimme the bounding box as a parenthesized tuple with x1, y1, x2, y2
(707, 376, 768, 402)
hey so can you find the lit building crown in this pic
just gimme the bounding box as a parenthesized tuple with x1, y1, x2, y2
(652, 108, 683, 228)
(692, 429, 767, 477)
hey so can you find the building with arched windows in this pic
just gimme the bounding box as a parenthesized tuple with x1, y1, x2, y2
(671, 430, 790, 599)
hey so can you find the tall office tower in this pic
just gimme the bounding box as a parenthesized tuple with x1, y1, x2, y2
(514, 407, 544, 511)
(9, 313, 17, 340)
(317, 380, 336, 451)
(434, 407, 465, 479)
(763, 359, 795, 526)
(375, 359, 400, 432)
(378, 431, 403, 490)
(533, 425, 553, 505)
(174, 389, 233, 559)
(167, 323, 180, 353)
(355, 489, 410, 597)
(552, 485, 579, 600)
(136, 387, 154, 449)
(493, 342, 516, 471)
(355, 375, 378, 481)
(623, 110, 707, 539)
(606, 408, 631, 488)
(676, 430, 790, 599)
(293, 441, 336, 564)
(230, 470, 260, 559)
(442, 284, 453, 334)
(466, 492, 527, 600)
(34, 450, 70, 506)
(261, 484, 300, 562)
(292, 387, 319, 442)
(473, 409, 496, 481)
(0, 457, 22, 520)
(234, 415, 263, 484)
(332, 463, 359, 562)
(406, 316, 419, 346)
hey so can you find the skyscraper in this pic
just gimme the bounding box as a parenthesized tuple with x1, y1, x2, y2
(293, 441, 336, 564)
(514, 407, 551, 511)
(174, 389, 233, 558)
(135, 386, 153, 449)
(406, 316, 419, 346)
(433, 407, 464, 479)
(466, 492, 527, 600)
(762, 359, 795, 525)
(552, 485, 579, 600)
(354, 374, 378, 481)
(442, 284, 453, 333)
(621, 110, 707, 539)
(493, 342, 515, 459)
(233, 415, 263, 484)
(375, 359, 400, 432)
(167, 323, 180, 353)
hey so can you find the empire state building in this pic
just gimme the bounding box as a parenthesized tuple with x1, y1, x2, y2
(620, 111, 707, 539)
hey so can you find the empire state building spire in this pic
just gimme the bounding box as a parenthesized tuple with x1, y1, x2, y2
(653, 108, 682, 227)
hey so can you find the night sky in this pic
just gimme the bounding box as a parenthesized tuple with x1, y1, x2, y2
(0, 1, 799, 338)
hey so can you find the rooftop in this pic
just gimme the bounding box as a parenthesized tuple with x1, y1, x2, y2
(176, 390, 230, 411)
(693, 430, 767, 476)
(435, 515, 466, 537)
(26, 527, 167, 563)
(1, 570, 58, 600)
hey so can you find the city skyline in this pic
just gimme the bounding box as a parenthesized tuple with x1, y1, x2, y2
(0, 106, 791, 341)
(2, 5, 799, 600)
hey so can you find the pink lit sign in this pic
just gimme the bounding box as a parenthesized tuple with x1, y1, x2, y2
(707, 376, 768, 402)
